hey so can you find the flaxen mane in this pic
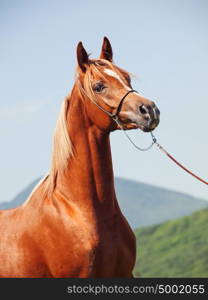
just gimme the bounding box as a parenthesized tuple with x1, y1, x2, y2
(47, 94, 73, 192)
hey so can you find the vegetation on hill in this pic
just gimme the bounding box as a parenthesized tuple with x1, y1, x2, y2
(134, 208, 208, 277)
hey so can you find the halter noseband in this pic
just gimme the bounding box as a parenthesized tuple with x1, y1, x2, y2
(111, 89, 137, 120)
(91, 89, 137, 121)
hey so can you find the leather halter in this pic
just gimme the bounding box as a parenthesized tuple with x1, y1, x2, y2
(90, 89, 137, 121)
(111, 89, 137, 120)
(90, 88, 156, 151)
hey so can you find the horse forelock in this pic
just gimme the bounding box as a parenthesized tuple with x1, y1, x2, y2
(75, 59, 131, 103)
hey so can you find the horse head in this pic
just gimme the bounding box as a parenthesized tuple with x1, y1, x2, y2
(76, 37, 160, 132)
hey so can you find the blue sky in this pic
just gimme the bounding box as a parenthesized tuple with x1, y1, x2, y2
(1, 0, 208, 201)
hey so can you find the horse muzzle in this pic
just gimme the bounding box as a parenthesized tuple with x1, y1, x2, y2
(138, 103, 160, 132)
(119, 102, 160, 132)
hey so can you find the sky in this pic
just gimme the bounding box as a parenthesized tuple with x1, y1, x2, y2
(0, 0, 208, 202)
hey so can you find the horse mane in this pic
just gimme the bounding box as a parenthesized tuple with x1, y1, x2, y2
(45, 94, 73, 194)
(23, 94, 73, 203)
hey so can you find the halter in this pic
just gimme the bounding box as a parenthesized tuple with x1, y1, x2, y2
(89, 89, 137, 119)
(90, 88, 155, 151)
(111, 89, 137, 119)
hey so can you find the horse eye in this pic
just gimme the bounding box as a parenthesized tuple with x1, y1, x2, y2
(93, 83, 106, 93)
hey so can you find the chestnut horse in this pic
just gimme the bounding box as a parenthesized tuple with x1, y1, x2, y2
(0, 37, 160, 277)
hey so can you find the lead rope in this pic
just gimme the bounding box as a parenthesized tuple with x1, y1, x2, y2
(153, 136, 208, 186)
(115, 116, 208, 185)
(113, 116, 156, 151)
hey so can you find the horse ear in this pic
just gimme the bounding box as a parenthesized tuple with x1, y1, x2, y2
(77, 42, 89, 72)
(100, 37, 113, 62)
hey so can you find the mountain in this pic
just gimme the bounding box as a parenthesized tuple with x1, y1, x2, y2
(133, 207, 208, 277)
(0, 177, 208, 229)
(115, 178, 208, 228)
(0, 178, 41, 210)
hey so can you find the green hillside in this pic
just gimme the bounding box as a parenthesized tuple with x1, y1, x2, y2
(134, 208, 208, 277)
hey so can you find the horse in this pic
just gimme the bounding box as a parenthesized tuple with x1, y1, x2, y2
(0, 37, 160, 277)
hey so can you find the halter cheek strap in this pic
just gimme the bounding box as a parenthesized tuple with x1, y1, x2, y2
(87, 89, 137, 120)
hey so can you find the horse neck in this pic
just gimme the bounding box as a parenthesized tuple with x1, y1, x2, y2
(54, 85, 117, 213)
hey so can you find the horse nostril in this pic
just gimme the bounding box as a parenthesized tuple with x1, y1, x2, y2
(139, 104, 149, 115)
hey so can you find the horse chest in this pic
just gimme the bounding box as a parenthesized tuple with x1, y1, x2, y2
(38, 207, 135, 277)
(86, 214, 136, 277)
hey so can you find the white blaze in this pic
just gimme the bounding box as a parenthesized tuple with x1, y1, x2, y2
(104, 69, 144, 97)
(104, 69, 131, 91)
